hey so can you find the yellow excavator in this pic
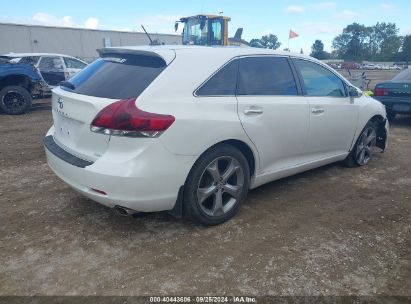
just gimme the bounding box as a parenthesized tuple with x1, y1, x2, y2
(175, 14, 248, 47)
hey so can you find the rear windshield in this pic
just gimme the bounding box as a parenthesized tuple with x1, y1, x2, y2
(392, 69, 411, 82)
(63, 53, 166, 99)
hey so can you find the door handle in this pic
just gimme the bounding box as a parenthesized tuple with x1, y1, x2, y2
(244, 106, 263, 115)
(311, 107, 324, 114)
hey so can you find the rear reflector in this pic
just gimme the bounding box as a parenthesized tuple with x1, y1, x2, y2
(90, 98, 175, 138)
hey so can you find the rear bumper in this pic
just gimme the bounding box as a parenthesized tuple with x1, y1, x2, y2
(374, 96, 411, 113)
(44, 127, 197, 212)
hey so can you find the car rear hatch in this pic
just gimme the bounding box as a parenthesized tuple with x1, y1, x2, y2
(50, 48, 175, 162)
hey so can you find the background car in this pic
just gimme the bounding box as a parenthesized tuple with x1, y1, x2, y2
(0, 53, 87, 114)
(374, 68, 411, 120)
(0, 58, 48, 114)
(2, 53, 87, 87)
(44, 46, 388, 225)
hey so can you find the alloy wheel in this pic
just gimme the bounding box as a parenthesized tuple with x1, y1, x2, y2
(356, 127, 377, 165)
(197, 156, 244, 217)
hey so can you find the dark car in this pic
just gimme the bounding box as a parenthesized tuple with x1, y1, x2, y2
(374, 69, 411, 120)
(0, 61, 49, 114)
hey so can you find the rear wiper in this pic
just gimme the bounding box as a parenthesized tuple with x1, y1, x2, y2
(60, 81, 75, 90)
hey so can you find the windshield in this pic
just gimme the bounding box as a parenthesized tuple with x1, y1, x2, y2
(182, 18, 223, 46)
(392, 69, 411, 82)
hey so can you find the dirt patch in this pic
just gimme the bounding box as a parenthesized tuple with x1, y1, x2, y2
(0, 101, 410, 296)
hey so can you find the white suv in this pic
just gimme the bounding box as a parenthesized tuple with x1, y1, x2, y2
(44, 46, 388, 225)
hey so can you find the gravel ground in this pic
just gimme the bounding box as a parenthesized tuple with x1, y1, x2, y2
(0, 99, 410, 296)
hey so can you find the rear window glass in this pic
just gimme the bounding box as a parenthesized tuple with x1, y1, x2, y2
(64, 54, 166, 99)
(196, 60, 238, 96)
(392, 69, 411, 82)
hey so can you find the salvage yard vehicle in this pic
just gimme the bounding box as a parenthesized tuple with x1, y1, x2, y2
(43, 46, 389, 225)
(0, 53, 87, 115)
(0, 59, 48, 114)
(374, 68, 411, 121)
(3, 53, 87, 86)
(175, 14, 248, 47)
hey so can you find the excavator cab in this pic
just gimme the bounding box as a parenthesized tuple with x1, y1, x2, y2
(176, 15, 230, 46)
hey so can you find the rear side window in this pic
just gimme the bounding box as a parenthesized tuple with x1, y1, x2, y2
(65, 54, 166, 99)
(196, 60, 238, 96)
(293, 59, 346, 97)
(237, 57, 298, 96)
(39, 57, 64, 71)
(64, 57, 87, 69)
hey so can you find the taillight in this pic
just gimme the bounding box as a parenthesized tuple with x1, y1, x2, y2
(90, 98, 175, 138)
(374, 87, 389, 96)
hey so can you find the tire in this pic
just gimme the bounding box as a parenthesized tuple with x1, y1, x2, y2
(183, 144, 250, 226)
(386, 111, 396, 122)
(343, 120, 378, 167)
(0, 85, 32, 115)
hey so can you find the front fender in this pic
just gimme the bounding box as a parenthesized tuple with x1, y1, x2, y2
(350, 95, 388, 151)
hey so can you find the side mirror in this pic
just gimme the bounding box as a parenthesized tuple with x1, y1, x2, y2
(348, 86, 362, 98)
(174, 22, 179, 32)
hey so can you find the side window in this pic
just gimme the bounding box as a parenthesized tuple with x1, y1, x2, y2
(39, 57, 64, 71)
(64, 57, 87, 69)
(237, 57, 298, 96)
(293, 59, 347, 97)
(19, 56, 40, 65)
(196, 60, 238, 96)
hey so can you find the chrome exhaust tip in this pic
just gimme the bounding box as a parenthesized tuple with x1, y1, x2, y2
(114, 205, 138, 217)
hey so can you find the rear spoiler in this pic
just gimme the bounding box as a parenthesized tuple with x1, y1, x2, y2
(97, 48, 176, 65)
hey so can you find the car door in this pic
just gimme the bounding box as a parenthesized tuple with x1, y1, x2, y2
(292, 58, 358, 158)
(63, 57, 87, 79)
(236, 56, 310, 174)
(38, 56, 66, 86)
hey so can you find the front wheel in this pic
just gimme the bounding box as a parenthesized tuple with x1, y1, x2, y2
(0, 86, 32, 115)
(183, 144, 250, 226)
(343, 121, 378, 167)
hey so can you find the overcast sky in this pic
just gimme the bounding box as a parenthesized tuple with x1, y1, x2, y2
(1, 0, 410, 53)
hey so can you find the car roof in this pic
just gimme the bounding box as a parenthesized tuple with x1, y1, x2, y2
(99, 45, 315, 65)
(104, 44, 308, 57)
(1, 53, 86, 61)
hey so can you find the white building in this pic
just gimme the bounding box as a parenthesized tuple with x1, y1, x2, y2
(0, 23, 180, 62)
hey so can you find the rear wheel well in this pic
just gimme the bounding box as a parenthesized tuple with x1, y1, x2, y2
(219, 139, 256, 177)
(0, 75, 32, 91)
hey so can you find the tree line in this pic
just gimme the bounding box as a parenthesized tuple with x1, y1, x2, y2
(249, 22, 411, 62)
